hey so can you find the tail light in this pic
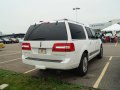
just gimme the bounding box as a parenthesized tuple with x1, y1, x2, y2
(22, 43, 31, 50)
(52, 43, 75, 52)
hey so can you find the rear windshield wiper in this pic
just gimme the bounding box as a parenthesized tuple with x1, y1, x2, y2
(27, 24, 41, 40)
(32, 37, 46, 40)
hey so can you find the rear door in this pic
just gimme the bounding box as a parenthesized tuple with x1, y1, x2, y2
(85, 27, 96, 58)
(90, 29, 100, 52)
(68, 22, 87, 61)
(23, 22, 68, 60)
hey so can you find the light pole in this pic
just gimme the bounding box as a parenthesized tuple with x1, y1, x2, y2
(73, 7, 80, 22)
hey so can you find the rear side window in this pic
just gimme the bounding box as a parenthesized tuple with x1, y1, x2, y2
(24, 22, 68, 41)
(85, 27, 96, 39)
(68, 23, 86, 39)
(90, 29, 96, 36)
(85, 27, 93, 39)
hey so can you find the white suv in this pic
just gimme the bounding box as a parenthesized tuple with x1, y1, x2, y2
(22, 19, 103, 76)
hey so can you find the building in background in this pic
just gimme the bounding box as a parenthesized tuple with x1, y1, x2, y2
(109, 19, 120, 24)
(89, 19, 120, 32)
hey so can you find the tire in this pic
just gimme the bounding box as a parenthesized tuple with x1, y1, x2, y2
(97, 45, 103, 59)
(76, 53, 88, 76)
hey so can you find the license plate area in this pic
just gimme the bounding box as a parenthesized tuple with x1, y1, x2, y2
(39, 48, 46, 54)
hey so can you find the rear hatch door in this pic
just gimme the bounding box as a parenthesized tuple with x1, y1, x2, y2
(23, 22, 68, 60)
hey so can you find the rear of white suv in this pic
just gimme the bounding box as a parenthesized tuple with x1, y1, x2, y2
(22, 21, 77, 69)
(22, 20, 103, 76)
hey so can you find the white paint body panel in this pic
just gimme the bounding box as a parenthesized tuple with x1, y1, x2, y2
(22, 20, 102, 70)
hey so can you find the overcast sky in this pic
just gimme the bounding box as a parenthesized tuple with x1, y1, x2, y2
(0, 0, 120, 34)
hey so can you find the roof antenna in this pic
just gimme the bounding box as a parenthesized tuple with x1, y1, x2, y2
(56, 21, 58, 25)
(34, 23, 36, 27)
(40, 21, 43, 23)
(39, 21, 43, 24)
(64, 18, 68, 21)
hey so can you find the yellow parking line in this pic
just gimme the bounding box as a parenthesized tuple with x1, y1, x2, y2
(93, 56, 112, 88)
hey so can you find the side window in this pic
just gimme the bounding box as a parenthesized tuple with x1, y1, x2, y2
(85, 27, 93, 39)
(90, 29, 95, 36)
(90, 29, 97, 39)
(68, 23, 86, 39)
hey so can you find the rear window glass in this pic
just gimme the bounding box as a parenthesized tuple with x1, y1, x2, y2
(68, 23, 86, 39)
(24, 22, 68, 41)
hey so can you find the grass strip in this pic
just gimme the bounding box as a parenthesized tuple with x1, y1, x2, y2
(0, 69, 98, 90)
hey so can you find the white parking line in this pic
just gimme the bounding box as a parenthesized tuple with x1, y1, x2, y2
(0, 84, 9, 90)
(103, 45, 115, 46)
(93, 56, 113, 88)
(115, 43, 118, 47)
(0, 58, 21, 64)
(105, 56, 120, 58)
(0, 53, 20, 57)
(103, 43, 118, 47)
(1, 51, 21, 53)
(24, 68, 37, 74)
(104, 56, 110, 58)
(109, 56, 113, 61)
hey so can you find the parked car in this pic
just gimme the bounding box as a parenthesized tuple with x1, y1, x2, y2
(16, 38, 23, 43)
(22, 19, 103, 76)
(10, 38, 19, 43)
(0, 42, 5, 49)
(0, 39, 4, 43)
(1, 38, 12, 44)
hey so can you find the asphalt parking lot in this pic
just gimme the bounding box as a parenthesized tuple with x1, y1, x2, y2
(0, 43, 120, 90)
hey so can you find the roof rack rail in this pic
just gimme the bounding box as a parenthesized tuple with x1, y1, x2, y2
(53, 18, 84, 25)
(67, 19, 84, 25)
(53, 18, 68, 21)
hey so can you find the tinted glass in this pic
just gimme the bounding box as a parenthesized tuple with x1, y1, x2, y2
(24, 22, 68, 41)
(90, 29, 96, 36)
(68, 23, 86, 39)
(85, 27, 93, 39)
